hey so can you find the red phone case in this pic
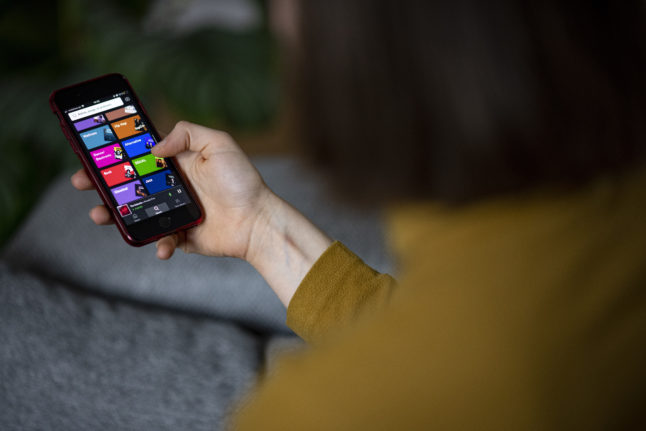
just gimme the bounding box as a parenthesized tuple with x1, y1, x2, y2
(49, 73, 203, 246)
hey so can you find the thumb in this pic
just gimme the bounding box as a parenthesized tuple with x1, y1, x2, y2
(151, 120, 211, 158)
(152, 121, 235, 159)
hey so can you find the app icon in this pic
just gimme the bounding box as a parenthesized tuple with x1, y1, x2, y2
(118, 205, 131, 216)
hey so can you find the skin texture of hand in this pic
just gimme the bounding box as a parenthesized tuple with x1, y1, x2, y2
(71, 121, 332, 306)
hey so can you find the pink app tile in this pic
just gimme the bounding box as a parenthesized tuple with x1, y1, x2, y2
(90, 143, 125, 168)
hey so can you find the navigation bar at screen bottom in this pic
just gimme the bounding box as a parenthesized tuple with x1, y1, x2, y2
(117, 186, 191, 225)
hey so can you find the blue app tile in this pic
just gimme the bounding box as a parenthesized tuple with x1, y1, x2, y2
(122, 133, 155, 158)
(80, 125, 117, 150)
(142, 169, 175, 194)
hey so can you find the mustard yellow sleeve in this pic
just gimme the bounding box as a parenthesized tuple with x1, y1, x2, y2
(286, 241, 397, 343)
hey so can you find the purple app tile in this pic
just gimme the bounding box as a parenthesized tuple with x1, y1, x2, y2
(111, 180, 142, 206)
(90, 143, 124, 168)
(74, 114, 107, 132)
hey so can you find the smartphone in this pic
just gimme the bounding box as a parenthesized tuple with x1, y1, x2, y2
(50, 73, 203, 246)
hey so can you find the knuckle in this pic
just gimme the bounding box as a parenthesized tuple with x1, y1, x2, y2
(175, 120, 192, 130)
(214, 130, 234, 145)
(219, 131, 233, 141)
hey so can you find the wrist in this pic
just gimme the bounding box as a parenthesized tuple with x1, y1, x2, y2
(244, 191, 332, 307)
(244, 191, 286, 266)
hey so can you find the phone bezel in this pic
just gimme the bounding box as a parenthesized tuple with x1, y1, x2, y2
(50, 73, 203, 246)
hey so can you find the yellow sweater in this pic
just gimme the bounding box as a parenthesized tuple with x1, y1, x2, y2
(235, 167, 646, 430)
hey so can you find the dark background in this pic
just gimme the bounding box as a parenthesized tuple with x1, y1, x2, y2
(0, 0, 280, 246)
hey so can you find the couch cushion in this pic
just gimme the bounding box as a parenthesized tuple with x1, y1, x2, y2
(2, 157, 393, 333)
(0, 261, 261, 431)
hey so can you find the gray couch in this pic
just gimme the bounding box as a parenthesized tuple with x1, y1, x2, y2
(0, 157, 393, 430)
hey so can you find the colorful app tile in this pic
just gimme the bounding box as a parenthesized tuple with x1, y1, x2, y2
(74, 114, 107, 132)
(80, 124, 117, 150)
(141, 169, 176, 194)
(100, 161, 137, 187)
(131, 154, 166, 176)
(106, 105, 137, 121)
(111, 115, 147, 140)
(122, 133, 155, 158)
(90, 143, 125, 169)
(111, 180, 143, 206)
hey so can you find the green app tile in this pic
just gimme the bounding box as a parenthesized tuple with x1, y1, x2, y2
(131, 154, 167, 176)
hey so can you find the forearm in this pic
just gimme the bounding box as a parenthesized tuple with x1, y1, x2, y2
(245, 191, 333, 307)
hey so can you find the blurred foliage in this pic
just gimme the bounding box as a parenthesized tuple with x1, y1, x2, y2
(0, 0, 277, 247)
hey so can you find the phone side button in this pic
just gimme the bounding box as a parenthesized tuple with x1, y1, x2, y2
(159, 216, 171, 228)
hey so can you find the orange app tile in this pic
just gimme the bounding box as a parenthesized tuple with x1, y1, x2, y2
(110, 115, 147, 139)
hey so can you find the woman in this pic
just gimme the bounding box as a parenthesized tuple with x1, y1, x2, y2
(72, 0, 646, 428)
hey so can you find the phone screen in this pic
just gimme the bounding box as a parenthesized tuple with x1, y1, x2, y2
(62, 90, 192, 226)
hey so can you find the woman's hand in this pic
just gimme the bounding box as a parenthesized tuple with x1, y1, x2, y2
(71, 121, 332, 306)
(72, 121, 270, 260)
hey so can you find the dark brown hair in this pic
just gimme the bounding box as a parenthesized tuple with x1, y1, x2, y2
(295, 0, 646, 203)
